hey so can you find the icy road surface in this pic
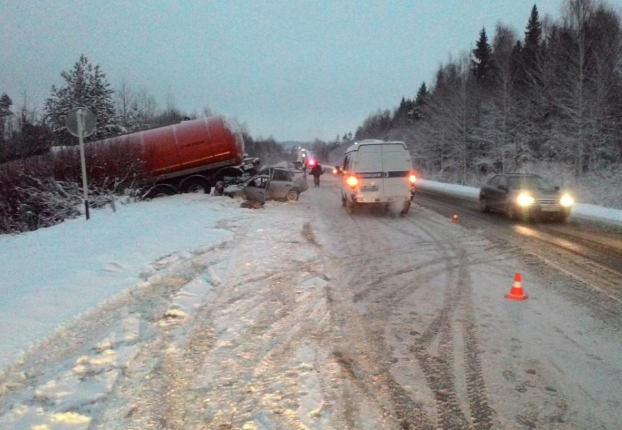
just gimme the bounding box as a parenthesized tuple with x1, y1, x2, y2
(1, 174, 621, 429)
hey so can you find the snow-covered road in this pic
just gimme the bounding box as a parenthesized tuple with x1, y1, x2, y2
(1, 174, 621, 429)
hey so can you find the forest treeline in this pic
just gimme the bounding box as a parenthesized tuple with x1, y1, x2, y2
(0, 55, 287, 166)
(352, 0, 622, 185)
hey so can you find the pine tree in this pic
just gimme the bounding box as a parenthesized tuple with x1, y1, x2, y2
(523, 5, 543, 84)
(413, 82, 429, 120)
(0, 93, 12, 141)
(472, 27, 493, 83)
(44, 55, 118, 145)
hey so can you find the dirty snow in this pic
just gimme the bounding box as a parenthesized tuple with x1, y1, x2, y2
(1, 177, 622, 429)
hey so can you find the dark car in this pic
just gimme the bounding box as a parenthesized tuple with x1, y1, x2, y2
(479, 173, 574, 222)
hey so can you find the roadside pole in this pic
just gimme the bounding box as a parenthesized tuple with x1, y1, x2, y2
(65, 107, 96, 220)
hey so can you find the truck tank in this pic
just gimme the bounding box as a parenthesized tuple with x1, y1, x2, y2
(94, 116, 245, 196)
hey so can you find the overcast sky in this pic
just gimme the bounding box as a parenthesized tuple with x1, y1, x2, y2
(0, 0, 599, 142)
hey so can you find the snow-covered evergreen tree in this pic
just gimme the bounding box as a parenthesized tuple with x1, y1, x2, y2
(44, 55, 119, 145)
(472, 27, 494, 83)
(0, 93, 12, 140)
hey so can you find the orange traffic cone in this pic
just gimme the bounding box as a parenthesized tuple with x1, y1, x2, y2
(452, 212, 459, 223)
(505, 273, 528, 300)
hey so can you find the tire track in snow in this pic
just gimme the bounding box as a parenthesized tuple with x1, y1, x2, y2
(384, 214, 494, 429)
(322, 212, 439, 429)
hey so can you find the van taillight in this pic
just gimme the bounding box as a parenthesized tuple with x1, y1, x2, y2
(346, 175, 358, 188)
(408, 173, 417, 185)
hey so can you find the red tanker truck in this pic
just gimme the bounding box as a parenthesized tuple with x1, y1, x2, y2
(93, 116, 245, 198)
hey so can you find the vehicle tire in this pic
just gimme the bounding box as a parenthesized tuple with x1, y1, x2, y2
(400, 201, 410, 215)
(181, 176, 211, 194)
(212, 166, 244, 184)
(506, 204, 526, 221)
(345, 199, 355, 215)
(506, 203, 516, 220)
(144, 184, 177, 199)
(480, 197, 490, 213)
(286, 189, 299, 202)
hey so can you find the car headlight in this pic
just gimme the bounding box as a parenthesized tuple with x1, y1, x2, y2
(516, 192, 535, 207)
(560, 194, 574, 207)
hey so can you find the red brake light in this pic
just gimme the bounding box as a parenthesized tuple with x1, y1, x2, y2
(308, 159, 315, 166)
(408, 173, 417, 185)
(346, 175, 358, 188)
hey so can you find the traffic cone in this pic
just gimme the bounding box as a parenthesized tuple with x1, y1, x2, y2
(452, 212, 459, 223)
(505, 273, 528, 300)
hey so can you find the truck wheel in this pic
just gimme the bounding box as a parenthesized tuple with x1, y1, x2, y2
(400, 201, 410, 215)
(144, 184, 177, 199)
(181, 177, 211, 194)
(286, 189, 299, 201)
(212, 166, 244, 184)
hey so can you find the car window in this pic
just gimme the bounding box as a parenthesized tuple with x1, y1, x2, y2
(272, 169, 291, 181)
(488, 176, 500, 187)
(508, 176, 552, 190)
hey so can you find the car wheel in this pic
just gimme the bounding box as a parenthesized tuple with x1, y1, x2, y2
(286, 189, 299, 201)
(506, 203, 516, 220)
(400, 201, 410, 215)
(480, 197, 490, 213)
(345, 198, 355, 215)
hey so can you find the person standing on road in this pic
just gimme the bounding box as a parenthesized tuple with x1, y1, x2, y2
(310, 162, 323, 187)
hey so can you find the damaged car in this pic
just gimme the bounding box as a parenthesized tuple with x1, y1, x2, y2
(223, 162, 309, 203)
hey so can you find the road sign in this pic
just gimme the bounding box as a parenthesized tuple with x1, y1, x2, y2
(65, 107, 96, 220)
(65, 107, 96, 138)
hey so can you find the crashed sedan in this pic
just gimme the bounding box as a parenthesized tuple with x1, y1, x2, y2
(223, 162, 309, 203)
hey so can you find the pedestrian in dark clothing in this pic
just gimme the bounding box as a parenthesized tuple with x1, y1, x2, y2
(310, 163, 323, 187)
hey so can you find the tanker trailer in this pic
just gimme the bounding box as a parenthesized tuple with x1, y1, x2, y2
(93, 116, 245, 198)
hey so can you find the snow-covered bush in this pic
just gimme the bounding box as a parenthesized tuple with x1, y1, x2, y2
(0, 141, 148, 234)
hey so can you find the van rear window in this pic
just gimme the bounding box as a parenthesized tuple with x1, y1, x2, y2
(357, 147, 382, 172)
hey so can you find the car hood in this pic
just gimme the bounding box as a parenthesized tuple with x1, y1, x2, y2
(510, 188, 561, 198)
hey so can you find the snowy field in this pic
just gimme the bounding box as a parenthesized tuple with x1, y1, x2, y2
(2, 180, 621, 373)
(1, 178, 621, 429)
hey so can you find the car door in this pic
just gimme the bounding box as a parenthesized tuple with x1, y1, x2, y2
(355, 145, 383, 198)
(268, 168, 294, 200)
(490, 175, 508, 209)
(382, 143, 411, 198)
(243, 169, 270, 204)
(481, 175, 500, 208)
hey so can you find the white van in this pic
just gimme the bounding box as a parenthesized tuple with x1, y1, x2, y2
(338, 140, 416, 215)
